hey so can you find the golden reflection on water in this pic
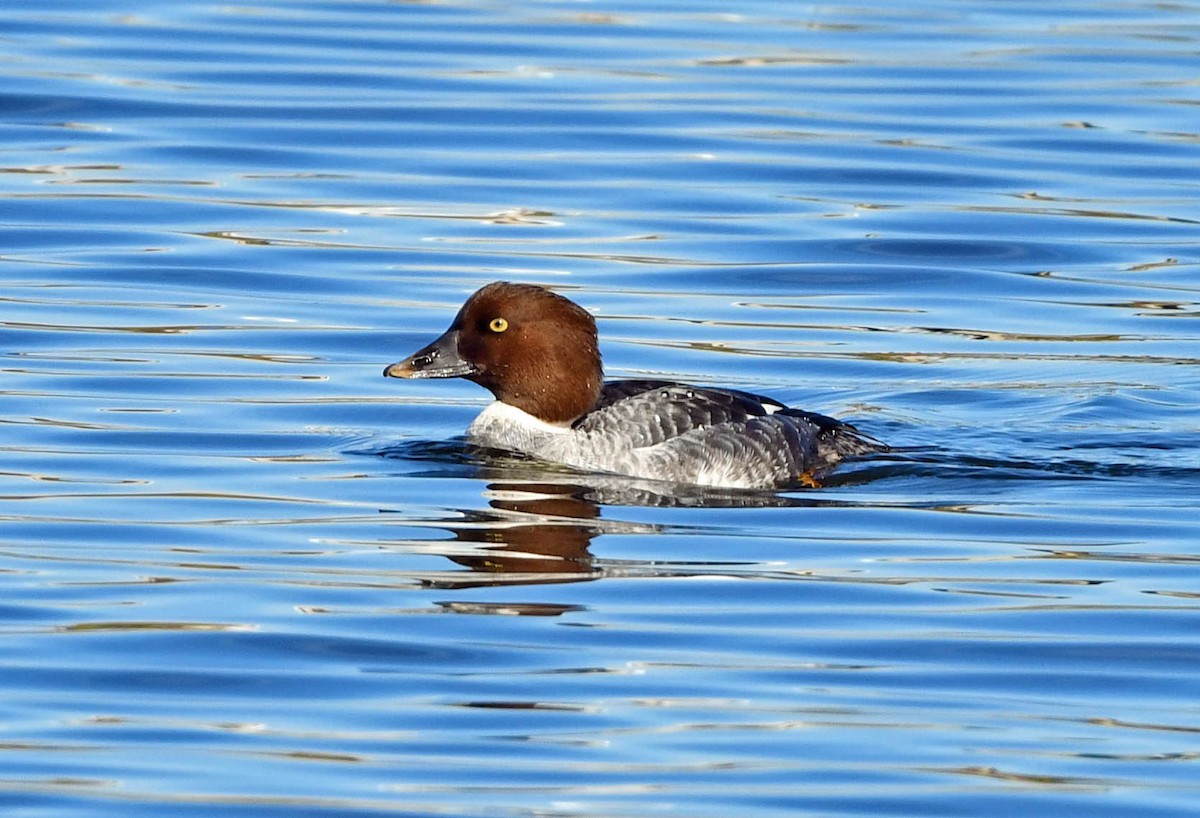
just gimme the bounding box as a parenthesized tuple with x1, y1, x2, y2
(62, 621, 254, 632)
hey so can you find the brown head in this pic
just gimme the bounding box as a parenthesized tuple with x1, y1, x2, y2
(384, 282, 603, 425)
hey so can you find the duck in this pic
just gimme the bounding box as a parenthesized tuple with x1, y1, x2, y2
(384, 282, 883, 489)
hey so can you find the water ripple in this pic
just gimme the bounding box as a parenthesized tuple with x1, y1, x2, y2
(1, 1, 1198, 817)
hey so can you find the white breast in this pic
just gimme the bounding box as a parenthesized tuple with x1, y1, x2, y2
(467, 401, 571, 450)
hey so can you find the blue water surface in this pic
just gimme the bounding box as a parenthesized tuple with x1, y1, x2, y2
(2, 1, 1199, 816)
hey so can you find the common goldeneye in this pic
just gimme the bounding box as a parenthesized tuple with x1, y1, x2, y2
(384, 282, 883, 489)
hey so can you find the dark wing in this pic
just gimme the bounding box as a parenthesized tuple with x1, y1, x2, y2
(576, 380, 883, 480)
(589, 379, 788, 418)
(577, 380, 781, 446)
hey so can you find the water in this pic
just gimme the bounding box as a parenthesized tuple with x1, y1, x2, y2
(2, 1, 1199, 816)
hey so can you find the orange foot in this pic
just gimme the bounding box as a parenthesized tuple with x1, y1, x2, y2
(798, 471, 823, 489)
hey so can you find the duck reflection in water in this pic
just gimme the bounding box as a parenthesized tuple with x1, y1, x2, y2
(447, 481, 604, 581)
(377, 441, 850, 589)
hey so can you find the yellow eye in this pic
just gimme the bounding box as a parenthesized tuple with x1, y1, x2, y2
(488, 317, 508, 333)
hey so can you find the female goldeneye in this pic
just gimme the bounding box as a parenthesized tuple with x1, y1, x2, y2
(384, 282, 883, 489)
